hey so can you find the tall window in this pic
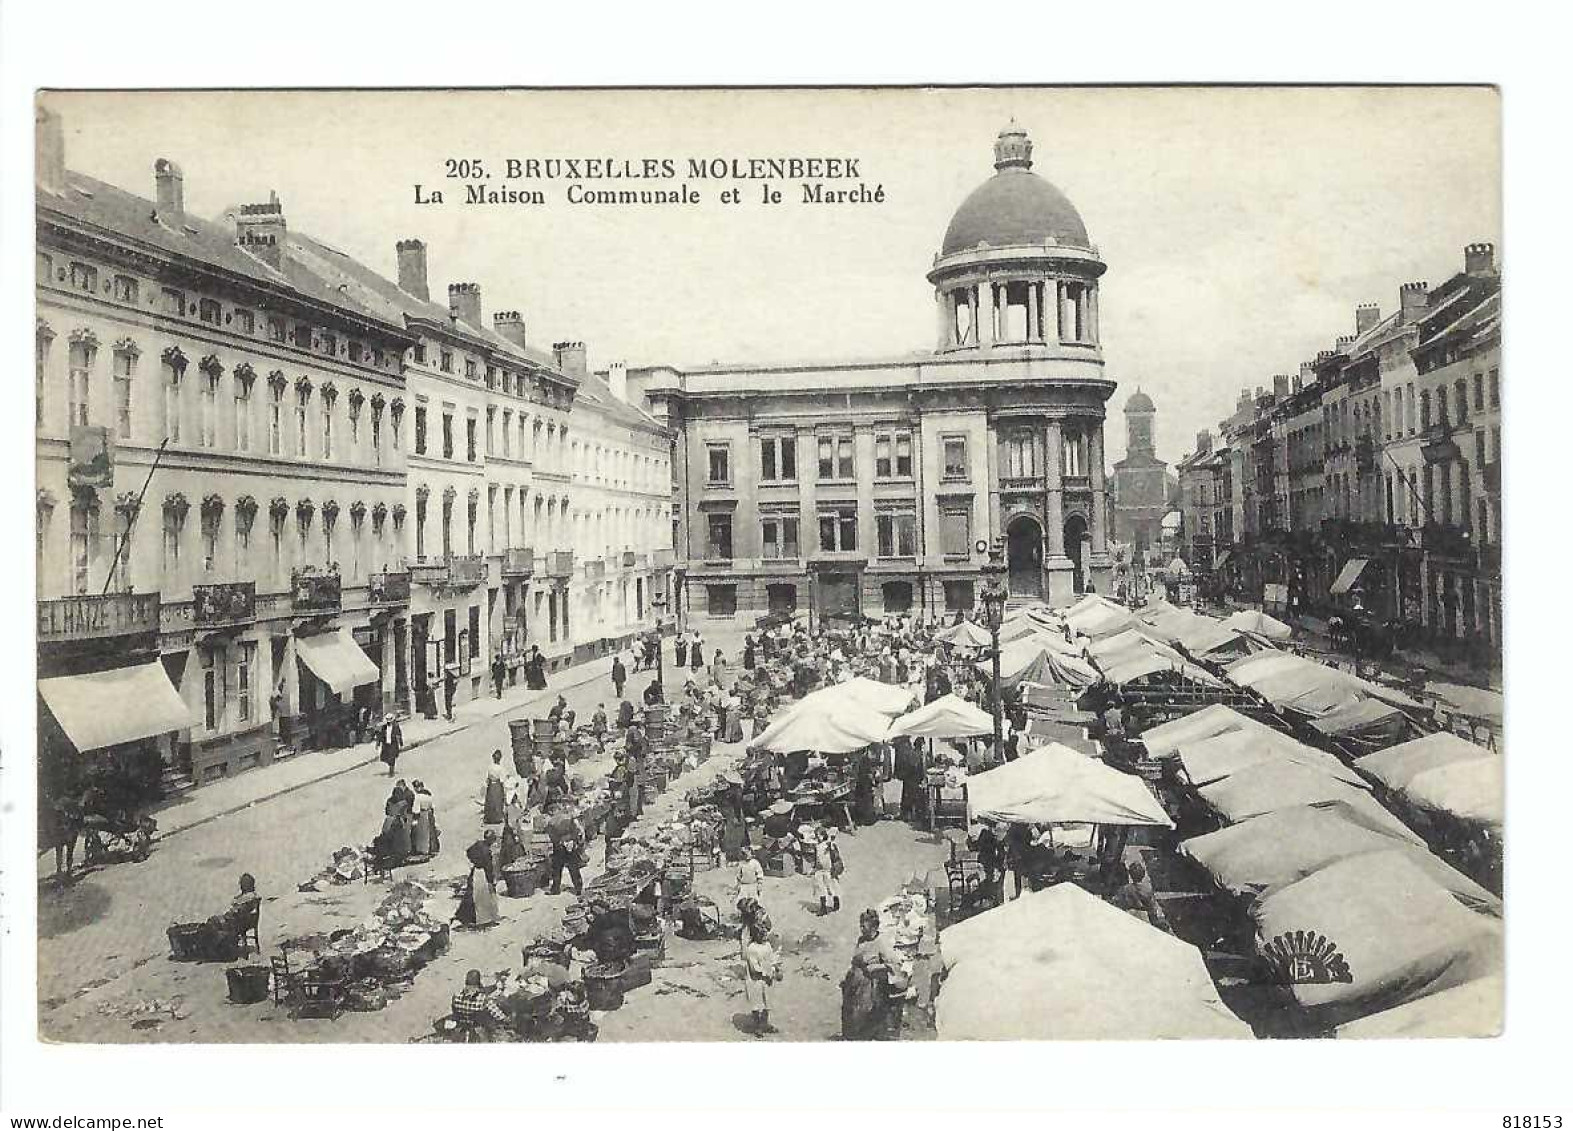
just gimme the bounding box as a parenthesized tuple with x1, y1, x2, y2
(817, 434, 854, 480)
(942, 436, 969, 480)
(760, 435, 797, 482)
(1455, 378, 1469, 424)
(467, 495, 478, 555)
(442, 493, 454, 557)
(1062, 429, 1087, 477)
(113, 275, 138, 303)
(69, 262, 97, 293)
(67, 334, 96, 427)
(270, 508, 286, 579)
(371, 399, 384, 465)
(414, 406, 428, 455)
(940, 507, 971, 558)
(113, 345, 137, 439)
(875, 431, 913, 479)
(322, 397, 334, 460)
(469, 605, 481, 660)
(237, 642, 256, 724)
(111, 506, 133, 593)
(876, 512, 917, 558)
(818, 508, 858, 552)
(198, 298, 221, 325)
(200, 366, 219, 448)
(415, 493, 428, 560)
(201, 505, 222, 572)
(760, 516, 799, 559)
(705, 512, 733, 560)
(36, 325, 53, 428)
(1473, 373, 1486, 412)
(162, 504, 184, 576)
(1420, 390, 1432, 430)
(1004, 434, 1038, 478)
(485, 408, 495, 456)
(707, 444, 731, 485)
(295, 387, 311, 456)
(502, 410, 513, 457)
(268, 317, 286, 343)
(202, 645, 229, 732)
(466, 417, 478, 462)
(161, 288, 185, 317)
(268, 381, 284, 454)
(1488, 368, 1499, 407)
(234, 378, 252, 452)
(69, 497, 99, 595)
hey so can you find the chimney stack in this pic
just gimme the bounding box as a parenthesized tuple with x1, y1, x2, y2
(607, 361, 628, 403)
(1273, 373, 1290, 399)
(235, 191, 286, 270)
(1196, 429, 1213, 455)
(448, 282, 482, 329)
(1298, 361, 1315, 390)
(1355, 303, 1381, 334)
(396, 239, 429, 301)
(1399, 281, 1430, 325)
(35, 103, 65, 195)
(1465, 242, 1497, 277)
(493, 310, 526, 350)
(154, 158, 185, 224)
(553, 341, 588, 380)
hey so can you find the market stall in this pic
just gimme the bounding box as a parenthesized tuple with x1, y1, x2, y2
(1172, 727, 1366, 789)
(1195, 760, 1425, 845)
(1356, 732, 1502, 831)
(1333, 973, 1504, 1039)
(935, 885, 1252, 1040)
(967, 744, 1172, 833)
(1222, 608, 1294, 642)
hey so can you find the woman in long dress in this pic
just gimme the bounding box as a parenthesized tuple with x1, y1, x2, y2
(375, 791, 413, 865)
(410, 780, 437, 857)
(525, 646, 548, 691)
(840, 910, 887, 1040)
(710, 649, 728, 687)
(723, 694, 745, 744)
(457, 833, 500, 928)
(689, 636, 705, 674)
(483, 751, 507, 825)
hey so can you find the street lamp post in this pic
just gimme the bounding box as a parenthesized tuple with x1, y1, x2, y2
(650, 590, 668, 691)
(979, 537, 1009, 766)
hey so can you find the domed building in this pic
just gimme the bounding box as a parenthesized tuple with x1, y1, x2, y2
(626, 125, 1118, 622)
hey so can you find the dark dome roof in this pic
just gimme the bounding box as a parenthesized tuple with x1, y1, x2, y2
(1125, 389, 1155, 412)
(940, 127, 1091, 257)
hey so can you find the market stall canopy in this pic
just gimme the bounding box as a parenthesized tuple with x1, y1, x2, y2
(1334, 973, 1503, 1039)
(937, 619, 994, 649)
(1227, 652, 1424, 715)
(749, 696, 893, 754)
(1167, 557, 1192, 576)
(1357, 732, 1496, 792)
(1101, 651, 1224, 688)
(1064, 596, 1137, 638)
(1306, 697, 1409, 744)
(1139, 704, 1268, 758)
(1180, 802, 1500, 913)
(984, 636, 1089, 688)
(38, 661, 193, 753)
(1330, 558, 1370, 595)
(800, 677, 917, 716)
(887, 693, 995, 740)
(1089, 627, 1180, 665)
(1199, 762, 1424, 844)
(1405, 758, 1503, 831)
(295, 629, 380, 696)
(967, 743, 1172, 827)
(1175, 727, 1365, 788)
(1250, 851, 1503, 1029)
(936, 885, 1251, 1040)
(1223, 609, 1294, 641)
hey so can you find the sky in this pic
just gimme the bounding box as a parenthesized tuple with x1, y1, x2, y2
(44, 87, 1499, 464)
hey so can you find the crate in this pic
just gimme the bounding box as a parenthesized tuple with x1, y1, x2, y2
(617, 953, 654, 992)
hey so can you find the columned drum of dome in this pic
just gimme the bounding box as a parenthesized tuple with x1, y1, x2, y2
(638, 123, 1117, 619)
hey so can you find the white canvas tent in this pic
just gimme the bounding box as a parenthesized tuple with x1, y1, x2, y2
(887, 693, 995, 740)
(1180, 802, 1499, 913)
(1223, 608, 1294, 641)
(1198, 761, 1425, 845)
(750, 677, 914, 754)
(799, 677, 917, 716)
(1138, 704, 1266, 758)
(967, 743, 1172, 827)
(1250, 851, 1503, 1030)
(1334, 973, 1503, 1039)
(937, 619, 993, 649)
(937, 885, 1251, 1040)
(1175, 726, 1366, 788)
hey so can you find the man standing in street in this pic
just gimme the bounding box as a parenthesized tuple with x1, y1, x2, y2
(546, 803, 586, 897)
(443, 667, 458, 722)
(624, 719, 648, 818)
(612, 652, 627, 700)
(491, 653, 507, 700)
(379, 713, 404, 777)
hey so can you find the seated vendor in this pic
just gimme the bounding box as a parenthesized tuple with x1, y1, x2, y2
(451, 968, 510, 1037)
(760, 800, 805, 870)
(584, 898, 636, 968)
(540, 753, 571, 807)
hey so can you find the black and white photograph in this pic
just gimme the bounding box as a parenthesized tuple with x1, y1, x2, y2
(22, 85, 1508, 1051)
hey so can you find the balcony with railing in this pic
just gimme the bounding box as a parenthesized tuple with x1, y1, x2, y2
(583, 557, 607, 581)
(1421, 522, 1474, 557)
(501, 547, 535, 578)
(409, 555, 487, 590)
(368, 570, 412, 605)
(545, 550, 576, 578)
(38, 591, 161, 644)
(192, 581, 257, 628)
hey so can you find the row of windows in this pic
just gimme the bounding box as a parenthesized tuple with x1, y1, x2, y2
(1382, 369, 1500, 441)
(703, 506, 972, 562)
(39, 252, 393, 371)
(37, 327, 407, 466)
(419, 339, 566, 412)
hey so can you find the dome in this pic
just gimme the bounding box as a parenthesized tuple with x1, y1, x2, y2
(940, 125, 1092, 257)
(1125, 389, 1155, 413)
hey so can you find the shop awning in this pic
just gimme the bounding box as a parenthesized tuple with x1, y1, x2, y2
(38, 661, 193, 753)
(295, 628, 380, 696)
(1330, 558, 1370, 595)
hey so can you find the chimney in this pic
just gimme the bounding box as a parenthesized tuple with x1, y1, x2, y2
(1236, 388, 1251, 412)
(1334, 335, 1354, 353)
(1273, 373, 1290, 399)
(235, 191, 286, 270)
(1399, 281, 1430, 325)
(35, 102, 65, 195)
(1355, 303, 1380, 334)
(1465, 242, 1496, 277)
(154, 158, 185, 224)
(1196, 429, 1213, 455)
(1298, 361, 1315, 390)
(607, 360, 628, 403)
(553, 341, 588, 380)
(448, 282, 482, 328)
(396, 238, 429, 301)
(493, 310, 526, 350)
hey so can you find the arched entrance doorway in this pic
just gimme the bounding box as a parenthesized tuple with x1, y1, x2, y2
(1006, 515, 1044, 597)
(1063, 513, 1089, 594)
